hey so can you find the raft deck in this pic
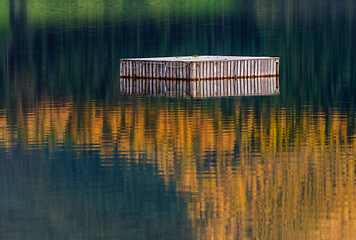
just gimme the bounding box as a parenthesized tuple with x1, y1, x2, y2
(120, 56, 279, 80)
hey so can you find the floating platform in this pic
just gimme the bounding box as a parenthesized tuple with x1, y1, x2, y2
(120, 77, 279, 98)
(120, 56, 279, 80)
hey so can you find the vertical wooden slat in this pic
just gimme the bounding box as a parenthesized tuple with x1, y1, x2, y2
(221, 61, 224, 79)
(171, 62, 175, 80)
(258, 59, 261, 77)
(140, 61, 143, 78)
(243, 60, 247, 78)
(224, 61, 227, 79)
(196, 80, 200, 97)
(227, 60, 230, 78)
(205, 79, 209, 97)
(212, 80, 216, 96)
(159, 62, 163, 79)
(180, 62, 183, 79)
(158, 62, 161, 79)
(175, 62, 179, 79)
(133, 61, 136, 78)
(188, 62, 192, 80)
(213, 61, 216, 79)
(203, 80, 206, 97)
(253, 60, 256, 77)
(127, 61, 132, 78)
(139, 78, 142, 94)
(193, 62, 197, 80)
(271, 60, 275, 76)
(218, 61, 221, 79)
(207, 62, 210, 79)
(276, 60, 279, 76)
(246, 59, 252, 77)
(167, 62, 171, 80)
(200, 62, 204, 80)
(245, 60, 248, 78)
(137, 61, 140, 78)
(120, 61, 123, 78)
(127, 61, 130, 78)
(153, 78, 156, 94)
(174, 63, 178, 80)
(254, 60, 258, 77)
(216, 80, 219, 96)
(242, 78, 246, 94)
(236, 61, 239, 78)
(238, 78, 242, 94)
(122, 61, 125, 78)
(180, 80, 183, 96)
(211, 61, 215, 79)
(129, 61, 133, 78)
(136, 61, 138, 78)
(142, 61, 145, 78)
(156, 61, 159, 79)
(168, 62, 171, 79)
(145, 78, 148, 94)
(196, 63, 200, 80)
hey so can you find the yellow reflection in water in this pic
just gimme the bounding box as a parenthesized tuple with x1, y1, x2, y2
(1, 97, 356, 239)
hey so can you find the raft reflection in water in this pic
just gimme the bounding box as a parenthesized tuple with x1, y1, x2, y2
(120, 77, 279, 97)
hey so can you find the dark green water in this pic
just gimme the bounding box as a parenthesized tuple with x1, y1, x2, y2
(1, 0, 356, 239)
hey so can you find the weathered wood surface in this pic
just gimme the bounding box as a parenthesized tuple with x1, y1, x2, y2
(120, 56, 279, 80)
(120, 77, 279, 98)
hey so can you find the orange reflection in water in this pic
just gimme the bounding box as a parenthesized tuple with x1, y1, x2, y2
(1, 97, 356, 240)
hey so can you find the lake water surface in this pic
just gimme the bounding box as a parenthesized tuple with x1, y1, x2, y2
(1, 0, 356, 239)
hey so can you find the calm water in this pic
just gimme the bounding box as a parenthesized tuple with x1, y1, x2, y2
(1, 0, 356, 239)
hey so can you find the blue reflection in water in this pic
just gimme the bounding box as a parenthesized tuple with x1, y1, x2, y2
(0, 143, 193, 240)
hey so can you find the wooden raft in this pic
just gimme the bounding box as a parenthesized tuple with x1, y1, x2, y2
(120, 56, 279, 80)
(120, 77, 279, 98)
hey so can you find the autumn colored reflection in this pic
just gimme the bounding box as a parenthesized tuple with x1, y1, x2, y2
(1, 96, 356, 239)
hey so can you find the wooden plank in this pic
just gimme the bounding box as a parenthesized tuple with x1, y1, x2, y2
(276, 60, 279, 76)
(224, 61, 227, 79)
(227, 60, 231, 79)
(130, 60, 133, 78)
(245, 60, 248, 78)
(254, 60, 258, 77)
